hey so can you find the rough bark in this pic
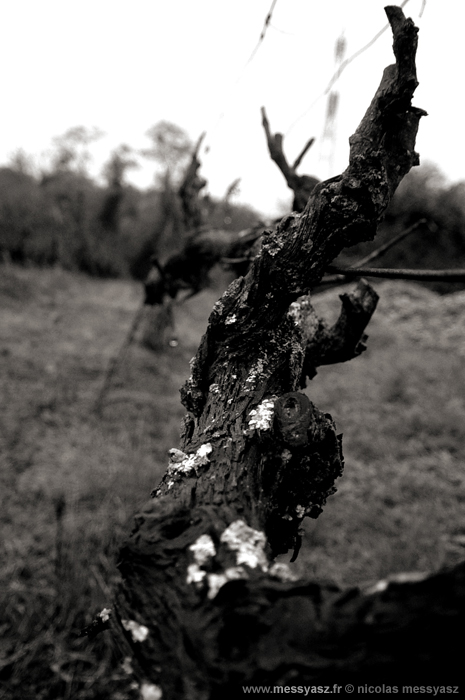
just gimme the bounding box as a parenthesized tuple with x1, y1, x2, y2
(106, 9, 462, 698)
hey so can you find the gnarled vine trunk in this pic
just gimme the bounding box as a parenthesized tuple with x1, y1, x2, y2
(107, 9, 464, 697)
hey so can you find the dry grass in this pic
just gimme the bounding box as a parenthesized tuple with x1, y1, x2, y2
(1, 265, 465, 698)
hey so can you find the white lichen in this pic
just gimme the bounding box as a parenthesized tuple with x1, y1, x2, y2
(168, 448, 187, 463)
(140, 682, 163, 700)
(248, 398, 275, 431)
(363, 570, 429, 596)
(287, 301, 302, 324)
(187, 522, 281, 599)
(97, 607, 111, 622)
(245, 358, 266, 389)
(186, 534, 216, 586)
(207, 566, 247, 599)
(167, 443, 212, 477)
(288, 298, 319, 335)
(189, 534, 216, 564)
(186, 563, 206, 585)
(197, 444, 212, 459)
(209, 383, 220, 394)
(269, 562, 299, 582)
(122, 656, 133, 675)
(212, 299, 224, 316)
(295, 505, 306, 518)
(221, 520, 268, 570)
(287, 299, 310, 326)
(121, 619, 149, 643)
(225, 314, 237, 325)
(264, 233, 285, 257)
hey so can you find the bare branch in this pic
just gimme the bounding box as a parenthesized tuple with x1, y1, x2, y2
(298, 280, 380, 381)
(261, 106, 295, 188)
(326, 266, 465, 282)
(291, 136, 315, 171)
(193, 131, 206, 157)
(261, 106, 319, 212)
(318, 219, 433, 286)
(353, 218, 430, 267)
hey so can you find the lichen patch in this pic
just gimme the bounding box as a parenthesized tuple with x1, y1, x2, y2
(269, 562, 299, 582)
(220, 520, 268, 570)
(189, 534, 216, 564)
(121, 619, 149, 643)
(122, 656, 133, 675)
(186, 563, 206, 585)
(167, 443, 212, 477)
(168, 448, 187, 463)
(245, 358, 266, 390)
(97, 607, 111, 622)
(140, 682, 163, 700)
(248, 398, 275, 432)
(207, 566, 247, 599)
(287, 297, 314, 328)
(187, 533, 216, 586)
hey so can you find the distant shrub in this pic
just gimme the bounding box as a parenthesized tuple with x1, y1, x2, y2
(0, 168, 52, 263)
(336, 163, 465, 293)
(0, 162, 263, 282)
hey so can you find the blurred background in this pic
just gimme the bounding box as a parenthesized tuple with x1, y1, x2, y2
(1, 1, 465, 698)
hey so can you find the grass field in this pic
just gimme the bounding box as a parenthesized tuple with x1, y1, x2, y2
(1, 264, 465, 698)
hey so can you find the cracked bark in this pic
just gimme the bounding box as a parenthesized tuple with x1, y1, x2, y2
(107, 9, 462, 697)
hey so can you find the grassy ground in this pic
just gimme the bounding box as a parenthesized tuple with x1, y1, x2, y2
(1, 264, 465, 698)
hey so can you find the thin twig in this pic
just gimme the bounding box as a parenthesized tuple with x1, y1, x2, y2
(243, 0, 279, 68)
(325, 266, 465, 282)
(292, 137, 315, 171)
(193, 132, 206, 157)
(319, 219, 432, 286)
(352, 219, 430, 268)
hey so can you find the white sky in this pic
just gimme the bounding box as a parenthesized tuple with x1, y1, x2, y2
(0, 0, 463, 215)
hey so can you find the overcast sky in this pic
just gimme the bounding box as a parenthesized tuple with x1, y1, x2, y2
(0, 0, 463, 215)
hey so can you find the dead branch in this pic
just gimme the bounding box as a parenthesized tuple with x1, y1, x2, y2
(353, 218, 430, 267)
(326, 265, 465, 282)
(103, 9, 462, 698)
(319, 218, 431, 285)
(261, 106, 319, 212)
(292, 137, 315, 171)
(297, 280, 380, 381)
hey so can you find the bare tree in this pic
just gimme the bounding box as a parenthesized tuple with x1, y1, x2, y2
(91, 9, 462, 696)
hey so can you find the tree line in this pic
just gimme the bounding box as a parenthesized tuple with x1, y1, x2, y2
(0, 123, 260, 280)
(1, 122, 465, 293)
